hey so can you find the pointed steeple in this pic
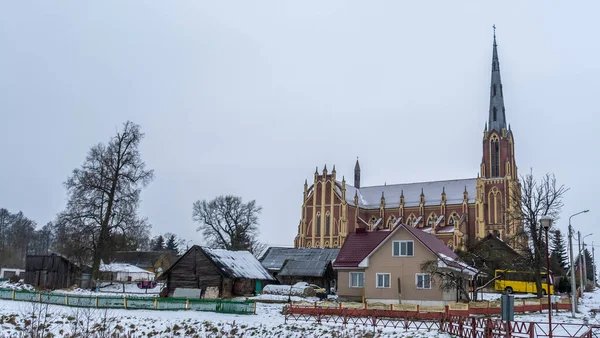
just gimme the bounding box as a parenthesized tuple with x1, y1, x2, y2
(354, 157, 361, 189)
(488, 25, 507, 133)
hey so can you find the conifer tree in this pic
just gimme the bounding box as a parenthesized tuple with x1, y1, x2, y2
(166, 234, 179, 253)
(152, 235, 165, 251)
(550, 229, 568, 273)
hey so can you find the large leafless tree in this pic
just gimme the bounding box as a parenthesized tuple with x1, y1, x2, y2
(57, 121, 154, 281)
(507, 171, 568, 298)
(192, 195, 264, 255)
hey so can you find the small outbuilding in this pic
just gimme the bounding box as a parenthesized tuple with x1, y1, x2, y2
(99, 262, 155, 281)
(259, 247, 339, 291)
(110, 251, 179, 276)
(158, 245, 275, 298)
(24, 254, 80, 290)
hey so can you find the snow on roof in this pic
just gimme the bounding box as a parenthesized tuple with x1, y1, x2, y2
(100, 262, 153, 275)
(438, 253, 478, 275)
(338, 178, 476, 209)
(203, 248, 275, 281)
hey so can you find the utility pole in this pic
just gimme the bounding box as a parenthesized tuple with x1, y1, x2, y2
(593, 241, 596, 288)
(569, 225, 577, 315)
(579, 231, 584, 294)
(583, 243, 588, 289)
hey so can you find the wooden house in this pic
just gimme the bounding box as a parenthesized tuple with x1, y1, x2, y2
(158, 245, 275, 298)
(24, 254, 80, 290)
(259, 247, 339, 291)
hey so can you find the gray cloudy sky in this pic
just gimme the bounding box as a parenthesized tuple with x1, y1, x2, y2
(1, 1, 598, 249)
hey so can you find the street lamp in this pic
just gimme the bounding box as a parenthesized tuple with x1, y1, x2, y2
(569, 209, 590, 316)
(540, 215, 553, 338)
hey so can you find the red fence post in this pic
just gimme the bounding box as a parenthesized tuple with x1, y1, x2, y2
(472, 317, 476, 338)
(507, 320, 512, 338)
(528, 322, 534, 338)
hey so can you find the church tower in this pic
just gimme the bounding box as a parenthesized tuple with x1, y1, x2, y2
(476, 27, 522, 244)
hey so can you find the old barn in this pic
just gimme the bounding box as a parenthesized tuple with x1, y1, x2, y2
(159, 245, 274, 298)
(24, 254, 80, 290)
(260, 247, 339, 291)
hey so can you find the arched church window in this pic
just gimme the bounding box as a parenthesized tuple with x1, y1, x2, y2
(449, 217, 454, 227)
(325, 212, 331, 236)
(500, 84, 503, 97)
(387, 215, 396, 228)
(316, 212, 321, 236)
(428, 216, 434, 227)
(493, 107, 497, 121)
(493, 84, 497, 97)
(491, 138, 500, 177)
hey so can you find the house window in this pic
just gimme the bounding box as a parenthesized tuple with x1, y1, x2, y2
(416, 273, 431, 289)
(376, 273, 391, 288)
(350, 272, 364, 288)
(393, 240, 414, 257)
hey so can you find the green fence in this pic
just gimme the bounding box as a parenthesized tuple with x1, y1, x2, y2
(0, 288, 255, 315)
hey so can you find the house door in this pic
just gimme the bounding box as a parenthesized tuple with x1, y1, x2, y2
(255, 280, 262, 295)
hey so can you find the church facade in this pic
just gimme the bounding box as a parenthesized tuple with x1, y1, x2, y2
(294, 33, 522, 251)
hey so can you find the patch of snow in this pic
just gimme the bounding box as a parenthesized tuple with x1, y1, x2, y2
(0, 298, 453, 337)
(263, 283, 309, 296)
(100, 262, 153, 274)
(0, 281, 34, 291)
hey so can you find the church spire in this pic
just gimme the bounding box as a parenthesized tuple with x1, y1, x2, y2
(354, 157, 361, 189)
(488, 25, 507, 133)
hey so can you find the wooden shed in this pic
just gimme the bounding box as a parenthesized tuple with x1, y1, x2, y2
(158, 245, 275, 298)
(259, 247, 339, 291)
(24, 254, 80, 290)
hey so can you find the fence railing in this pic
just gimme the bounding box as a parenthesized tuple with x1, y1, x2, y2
(287, 297, 572, 317)
(0, 288, 256, 315)
(284, 304, 592, 337)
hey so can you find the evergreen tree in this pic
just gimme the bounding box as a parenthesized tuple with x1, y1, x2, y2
(152, 235, 165, 251)
(166, 235, 178, 253)
(550, 229, 568, 274)
(585, 248, 594, 281)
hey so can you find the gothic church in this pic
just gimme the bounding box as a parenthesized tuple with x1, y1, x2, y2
(294, 33, 522, 251)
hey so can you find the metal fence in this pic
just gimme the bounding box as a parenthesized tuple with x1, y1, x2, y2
(0, 288, 256, 315)
(284, 303, 594, 337)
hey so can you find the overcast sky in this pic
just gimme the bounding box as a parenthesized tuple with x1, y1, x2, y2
(1, 1, 598, 251)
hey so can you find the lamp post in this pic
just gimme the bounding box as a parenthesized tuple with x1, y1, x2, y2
(569, 210, 590, 316)
(541, 215, 553, 338)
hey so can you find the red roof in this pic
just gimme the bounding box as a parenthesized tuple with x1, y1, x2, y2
(333, 224, 466, 270)
(333, 230, 392, 268)
(401, 224, 458, 260)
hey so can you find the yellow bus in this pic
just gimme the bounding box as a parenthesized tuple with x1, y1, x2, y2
(494, 270, 554, 295)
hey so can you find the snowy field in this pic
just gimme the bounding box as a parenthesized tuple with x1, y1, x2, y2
(0, 299, 452, 337)
(1, 281, 600, 337)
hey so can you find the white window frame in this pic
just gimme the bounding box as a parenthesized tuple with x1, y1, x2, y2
(392, 240, 414, 257)
(376, 273, 391, 288)
(349, 272, 364, 288)
(416, 273, 432, 289)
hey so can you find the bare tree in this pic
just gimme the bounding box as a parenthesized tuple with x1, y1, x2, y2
(192, 195, 264, 253)
(56, 121, 154, 282)
(420, 259, 472, 301)
(506, 171, 568, 298)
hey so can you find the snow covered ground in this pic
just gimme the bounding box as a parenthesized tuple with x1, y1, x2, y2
(2, 280, 600, 337)
(0, 299, 452, 337)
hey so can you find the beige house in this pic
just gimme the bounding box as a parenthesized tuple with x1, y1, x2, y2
(333, 224, 477, 305)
